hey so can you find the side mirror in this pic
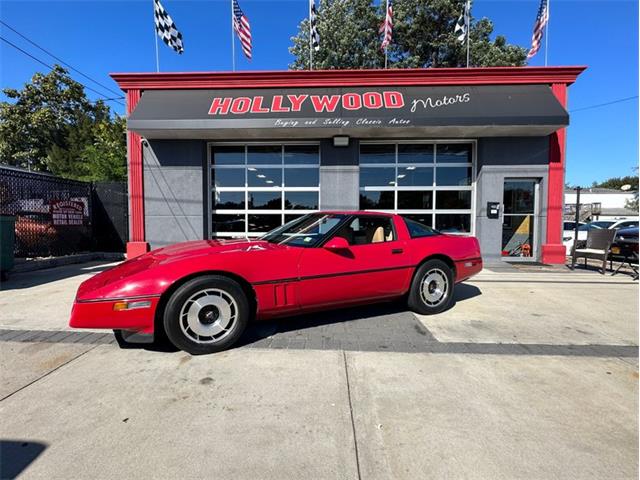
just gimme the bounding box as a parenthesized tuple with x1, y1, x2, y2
(324, 236, 350, 250)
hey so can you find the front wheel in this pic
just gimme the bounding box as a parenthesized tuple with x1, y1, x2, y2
(163, 275, 249, 355)
(407, 259, 454, 315)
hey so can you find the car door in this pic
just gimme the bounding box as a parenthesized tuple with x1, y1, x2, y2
(297, 215, 411, 309)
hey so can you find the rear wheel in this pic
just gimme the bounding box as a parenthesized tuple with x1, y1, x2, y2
(407, 259, 454, 315)
(163, 275, 249, 355)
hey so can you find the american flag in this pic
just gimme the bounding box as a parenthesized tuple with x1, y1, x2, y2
(310, 0, 320, 52)
(527, 0, 549, 59)
(153, 0, 184, 54)
(380, 0, 393, 51)
(232, 0, 252, 60)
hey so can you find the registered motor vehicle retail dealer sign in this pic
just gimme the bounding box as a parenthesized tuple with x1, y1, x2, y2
(51, 200, 84, 226)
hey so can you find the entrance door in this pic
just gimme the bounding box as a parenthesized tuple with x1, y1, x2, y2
(501, 179, 539, 260)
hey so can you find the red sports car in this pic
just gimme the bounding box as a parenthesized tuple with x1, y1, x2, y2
(70, 212, 482, 354)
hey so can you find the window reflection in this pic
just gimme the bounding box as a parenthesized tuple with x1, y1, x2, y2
(284, 145, 319, 164)
(248, 192, 281, 210)
(213, 191, 245, 209)
(247, 167, 282, 187)
(212, 214, 245, 233)
(436, 167, 472, 186)
(213, 146, 244, 165)
(360, 167, 396, 186)
(436, 191, 471, 209)
(397, 167, 433, 186)
(212, 168, 245, 188)
(248, 214, 282, 232)
(436, 214, 471, 233)
(285, 168, 319, 187)
(436, 144, 471, 163)
(360, 144, 395, 164)
(359, 191, 394, 209)
(247, 145, 282, 164)
(285, 192, 319, 210)
(398, 144, 434, 164)
(398, 191, 433, 209)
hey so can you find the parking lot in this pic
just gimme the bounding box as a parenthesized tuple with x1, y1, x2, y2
(1, 262, 638, 479)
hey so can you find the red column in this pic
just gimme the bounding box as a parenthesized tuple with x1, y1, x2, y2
(541, 83, 567, 264)
(126, 89, 149, 258)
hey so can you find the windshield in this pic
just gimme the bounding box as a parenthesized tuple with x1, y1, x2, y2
(590, 221, 614, 229)
(578, 223, 602, 231)
(260, 213, 346, 247)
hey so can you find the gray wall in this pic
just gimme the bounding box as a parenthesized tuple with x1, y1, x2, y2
(475, 137, 550, 263)
(319, 139, 360, 210)
(139, 136, 553, 260)
(142, 140, 206, 249)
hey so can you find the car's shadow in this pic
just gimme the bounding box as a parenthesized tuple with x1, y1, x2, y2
(238, 282, 482, 348)
(136, 282, 482, 353)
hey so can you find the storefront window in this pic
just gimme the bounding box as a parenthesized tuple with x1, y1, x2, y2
(214, 191, 245, 210)
(359, 191, 394, 209)
(210, 144, 320, 237)
(360, 142, 473, 234)
(285, 192, 319, 210)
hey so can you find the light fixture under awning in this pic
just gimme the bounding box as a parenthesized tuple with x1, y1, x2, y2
(127, 84, 569, 139)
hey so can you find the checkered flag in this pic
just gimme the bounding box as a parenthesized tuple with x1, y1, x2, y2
(154, 0, 184, 54)
(310, 0, 320, 52)
(455, 0, 471, 43)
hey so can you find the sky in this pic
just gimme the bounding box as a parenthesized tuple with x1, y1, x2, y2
(0, 0, 638, 187)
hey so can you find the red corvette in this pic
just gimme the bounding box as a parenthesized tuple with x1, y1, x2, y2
(70, 212, 482, 354)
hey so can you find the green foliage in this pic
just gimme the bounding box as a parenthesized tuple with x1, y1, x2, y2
(289, 0, 528, 70)
(625, 194, 639, 213)
(592, 176, 639, 191)
(0, 65, 126, 181)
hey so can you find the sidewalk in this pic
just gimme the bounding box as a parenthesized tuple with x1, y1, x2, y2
(1, 260, 637, 479)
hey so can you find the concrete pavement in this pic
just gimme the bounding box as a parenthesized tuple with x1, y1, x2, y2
(0, 262, 637, 479)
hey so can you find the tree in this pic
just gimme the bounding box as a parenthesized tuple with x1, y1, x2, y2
(0, 65, 126, 181)
(289, 0, 528, 70)
(592, 175, 639, 191)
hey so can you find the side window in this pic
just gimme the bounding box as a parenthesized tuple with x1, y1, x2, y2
(335, 216, 395, 245)
(404, 218, 440, 238)
(620, 221, 638, 229)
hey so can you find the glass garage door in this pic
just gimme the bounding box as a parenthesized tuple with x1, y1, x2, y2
(209, 144, 320, 238)
(359, 142, 474, 233)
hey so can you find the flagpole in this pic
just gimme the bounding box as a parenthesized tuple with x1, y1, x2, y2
(384, 0, 389, 69)
(230, 0, 236, 71)
(465, 2, 470, 68)
(308, 0, 313, 70)
(544, 0, 550, 66)
(153, 0, 159, 72)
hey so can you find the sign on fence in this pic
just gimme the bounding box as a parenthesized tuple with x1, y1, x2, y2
(51, 200, 84, 226)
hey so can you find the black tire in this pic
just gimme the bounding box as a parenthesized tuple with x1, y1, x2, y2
(407, 259, 455, 315)
(163, 275, 249, 355)
(113, 329, 136, 349)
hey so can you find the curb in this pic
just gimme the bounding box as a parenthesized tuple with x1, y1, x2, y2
(12, 252, 125, 273)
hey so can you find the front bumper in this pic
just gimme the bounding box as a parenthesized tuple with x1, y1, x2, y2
(69, 296, 160, 334)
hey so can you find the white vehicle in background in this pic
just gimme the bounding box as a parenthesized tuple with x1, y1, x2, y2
(563, 218, 639, 252)
(609, 218, 639, 231)
(563, 223, 601, 252)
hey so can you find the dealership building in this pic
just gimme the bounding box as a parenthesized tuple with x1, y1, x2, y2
(112, 66, 585, 264)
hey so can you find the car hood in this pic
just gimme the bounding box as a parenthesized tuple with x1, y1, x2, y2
(151, 238, 277, 261)
(75, 238, 282, 301)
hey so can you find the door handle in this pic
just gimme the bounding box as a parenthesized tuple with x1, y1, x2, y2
(391, 248, 404, 254)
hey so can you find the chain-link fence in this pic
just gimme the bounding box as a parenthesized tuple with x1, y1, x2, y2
(0, 166, 93, 257)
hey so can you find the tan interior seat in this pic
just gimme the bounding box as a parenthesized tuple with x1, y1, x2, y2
(371, 226, 385, 243)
